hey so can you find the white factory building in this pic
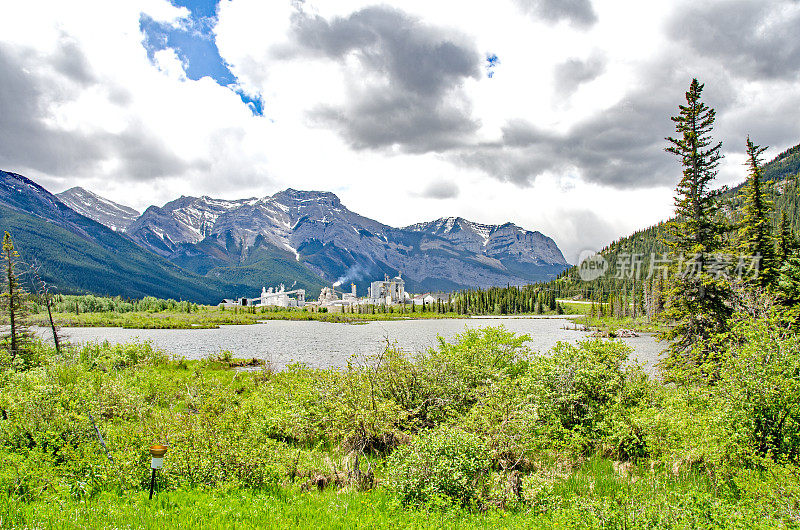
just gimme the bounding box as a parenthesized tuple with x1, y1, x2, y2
(368, 273, 408, 305)
(222, 272, 437, 311)
(221, 284, 306, 308)
(316, 283, 360, 309)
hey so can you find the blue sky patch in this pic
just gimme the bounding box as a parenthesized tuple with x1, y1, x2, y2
(140, 0, 264, 116)
(485, 53, 500, 78)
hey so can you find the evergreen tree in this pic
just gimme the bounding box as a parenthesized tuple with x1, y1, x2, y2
(777, 252, 800, 327)
(1, 232, 32, 364)
(777, 210, 799, 265)
(660, 79, 732, 380)
(739, 137, 776, 288)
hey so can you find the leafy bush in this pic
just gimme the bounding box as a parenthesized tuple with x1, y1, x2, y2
(78, 341, 168, 370)
(369, 327, 530, 430)
(525, 339, 650, 457)
(717, 313, 800, 464)
(386, 427, 489, 509)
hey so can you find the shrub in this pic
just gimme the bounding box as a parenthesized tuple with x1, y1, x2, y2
(717, 313, 800, 464)
(386, 427, 489, 509)
(78, 341, 168, 370)
(525, 339, 649, 457)
(371, 327, 530, 429)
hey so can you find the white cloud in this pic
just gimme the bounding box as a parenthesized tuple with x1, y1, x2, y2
(153, 48, 187, 79)
(0, 0, 798, 259)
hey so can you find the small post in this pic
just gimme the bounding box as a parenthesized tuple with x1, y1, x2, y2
(149, 468, 156, 500)
(149, 445, 168, 500)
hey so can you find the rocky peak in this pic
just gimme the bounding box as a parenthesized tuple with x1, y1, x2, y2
(56, 186, 140, 232)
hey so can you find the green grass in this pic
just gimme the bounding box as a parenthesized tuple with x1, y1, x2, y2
(570, 314, 667, 334)
(28, 308, 478, 329)
(0, 488, 516, 529)
(557, 301, 593, 315)
(2, 461, 795, 529)
(29, 304, 584, 330)
(4, 321, 799, 528)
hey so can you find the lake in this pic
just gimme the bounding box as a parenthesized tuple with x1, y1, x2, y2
(42, 317, 665, 375)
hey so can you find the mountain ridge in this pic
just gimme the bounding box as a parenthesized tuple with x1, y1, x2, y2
(124, 188, 569, 292)
(56, 187, 140, 232)
(0, 169, 570, 299)
(0, 170, 247, 303)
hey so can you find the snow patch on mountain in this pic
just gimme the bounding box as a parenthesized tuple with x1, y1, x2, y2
(56, 187, 140, 232)
(124, 188, 570, 288)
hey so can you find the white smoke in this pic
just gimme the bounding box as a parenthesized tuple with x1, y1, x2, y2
(334, 263, 368, 287)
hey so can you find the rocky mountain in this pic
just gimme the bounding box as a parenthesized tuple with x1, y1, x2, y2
(405, 217, 566, 266)
(0, 167, 570, 298)
(127, 196, 259, 255)
(128, 188, 570, 293)
(0, 170, 244, 302)
(56, 187, 140, 232)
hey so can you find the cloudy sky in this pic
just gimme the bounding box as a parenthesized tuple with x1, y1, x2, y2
(2, 0, 799, 262)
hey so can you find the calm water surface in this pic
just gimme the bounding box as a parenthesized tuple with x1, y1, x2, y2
(46, 317, 665, 375)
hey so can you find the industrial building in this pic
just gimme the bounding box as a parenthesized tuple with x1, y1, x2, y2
(221, 284, 306, 308)
(368, 273, 407, 305)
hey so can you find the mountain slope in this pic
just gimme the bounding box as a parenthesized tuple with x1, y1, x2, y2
(128, 189, 570, 292)
(548, 141, 800, 299)
(2, 169, 570, 299)
(128, 196, 258, 256)
(406, 217, 567, 266)
(0, 170, 240, 303)
(56, 187, 140, 232)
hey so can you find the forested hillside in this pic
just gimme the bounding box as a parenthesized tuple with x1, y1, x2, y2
(545, 142, 800, 301)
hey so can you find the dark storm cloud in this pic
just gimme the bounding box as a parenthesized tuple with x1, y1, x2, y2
(456, 65, 737, 189)
(282, 6, 482, 153)
(668, 0, 800, 81)
(513, 0, 598, 28)
(554, 55, 605, 97)
(415, 179, 460, 199)
(0, 42, 195, 182)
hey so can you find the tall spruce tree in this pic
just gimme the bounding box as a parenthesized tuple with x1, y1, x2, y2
(1, 232, 32, 364)
(660, 79, 731, 380)
(777, 210, 798, 265)
(739, 137, 776, 288)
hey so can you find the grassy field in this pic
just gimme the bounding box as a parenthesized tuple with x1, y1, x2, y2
(28, 308, 471, 329)
(569, 314, 667, 334)
(1, 316, 799, 528)
(554, 300, 667, 334)
(4, 461, 795, 529)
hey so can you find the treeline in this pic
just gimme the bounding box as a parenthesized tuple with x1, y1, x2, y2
(450, 286, 562, 315)
(31, 294, 200, 315)
(533, 141, 800, 305)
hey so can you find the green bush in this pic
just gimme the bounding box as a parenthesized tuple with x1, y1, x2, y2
(526, 339, 650, 457)
(78, 341, 168, 370)
(369, 327, 530, 430)
(462, 339, 652, 466)
(717, 313, 800, 464)
(386, 427, 489, 509)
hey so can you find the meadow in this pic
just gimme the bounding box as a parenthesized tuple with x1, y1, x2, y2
(2, 313, 799, 528)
